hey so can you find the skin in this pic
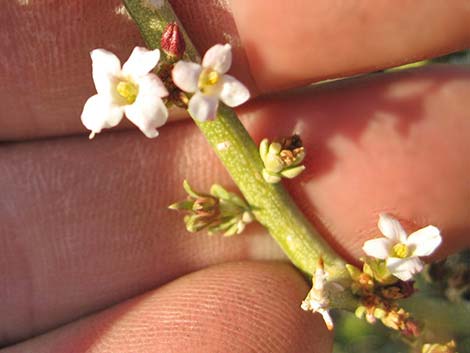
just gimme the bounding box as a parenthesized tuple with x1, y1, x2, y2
(1, 0, 470, 351)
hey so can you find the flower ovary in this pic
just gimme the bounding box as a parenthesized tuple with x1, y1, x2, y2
(392, 243, 411, 259)
(198, 68, 221, 94)
(116, 80, 139, 104)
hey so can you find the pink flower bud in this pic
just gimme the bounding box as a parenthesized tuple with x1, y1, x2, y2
(161, 22, 186, 58)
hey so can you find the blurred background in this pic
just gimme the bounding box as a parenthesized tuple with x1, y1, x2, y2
(334, 248, 470, 353)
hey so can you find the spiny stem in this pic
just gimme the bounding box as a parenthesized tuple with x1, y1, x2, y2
(122, 0, 353, 307)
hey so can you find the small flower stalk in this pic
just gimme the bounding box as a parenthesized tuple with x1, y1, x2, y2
(169, 180, 254, 236)
(259, 135, 306, 184)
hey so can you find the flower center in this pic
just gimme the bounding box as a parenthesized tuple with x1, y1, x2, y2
(391, 243, 411, 258)
(198, 68, 221, 94)
(116, 80, 138, 104)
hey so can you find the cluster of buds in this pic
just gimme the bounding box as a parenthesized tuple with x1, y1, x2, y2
(347, 259, 419, 336)
(259, 135, 306, 184)
(169, 180, 254, 236)
(355, 301, 420, 337)
(422, 340, 457, 353)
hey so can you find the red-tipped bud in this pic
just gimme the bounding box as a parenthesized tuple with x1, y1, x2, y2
(161, 22, 186, 59)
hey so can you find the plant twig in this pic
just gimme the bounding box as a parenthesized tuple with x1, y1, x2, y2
(122, 0, 354, 309)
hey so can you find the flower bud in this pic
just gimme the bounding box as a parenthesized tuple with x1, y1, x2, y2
(422, 341, 456, 353)
(169, 180, 254, 236)
(161, 22, 186, 59)
(259, 135, 306, 184)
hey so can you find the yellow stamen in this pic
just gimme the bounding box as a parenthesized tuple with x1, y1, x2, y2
(392, 243, 410, 258)
(116, 80, 138, 104)
(198, 68, 220, 93)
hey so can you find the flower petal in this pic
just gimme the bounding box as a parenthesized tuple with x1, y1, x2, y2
(220, 74, 250, 107)
(378, 213, 408, 242)
(172, 61, 201, 93)
(386, 257, 424, 281)
(90, 49, 121, 97)
(137, 73, 169, 98)
(122, 47, 160, 78)
(362, 237, 394, 259)
(188, 92, 219, 122)
(202, 44, 232, 74)
(407, 225, 442, 256)
(81, 95, 124, 138)
(124, 74, 168, 138)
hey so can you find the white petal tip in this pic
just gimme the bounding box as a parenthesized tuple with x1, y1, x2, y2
(145, 130, 159, 138)
(220, 75, 250, 107)
(89, 131, 96, 139)
(188, 93, 218, 122)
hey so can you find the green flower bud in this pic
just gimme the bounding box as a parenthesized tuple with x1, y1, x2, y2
(280, 165, 306, 179)
(262, 169, 282, 184)
(259, 135, 306, 184)
(346, 264, 362, 281)
(355, 305, 366, 319)
(363, 257, 397, 285)
(170, 180, 254, 236)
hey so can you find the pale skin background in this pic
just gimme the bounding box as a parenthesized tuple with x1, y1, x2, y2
(1, 0, 470, 352)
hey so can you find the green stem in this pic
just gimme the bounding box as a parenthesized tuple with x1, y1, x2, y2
(122, 0, 353, 305)
(196, 105, 345, 275)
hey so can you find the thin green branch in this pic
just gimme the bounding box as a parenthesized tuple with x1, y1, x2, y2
(121, 0, 352, 307)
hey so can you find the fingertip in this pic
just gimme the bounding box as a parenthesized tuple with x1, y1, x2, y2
(5, 262, 333, 353)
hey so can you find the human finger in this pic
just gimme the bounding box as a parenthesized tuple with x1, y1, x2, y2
(2, 1, 470, 139)
(1, 65, 469, 344)
(2, 262, 333, 353)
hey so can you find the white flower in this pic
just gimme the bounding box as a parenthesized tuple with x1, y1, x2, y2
(81, 47, 169, 139)
(362, 214, 442, 281)
(301, 261, 334, 330)
(171, 43, 250, 122)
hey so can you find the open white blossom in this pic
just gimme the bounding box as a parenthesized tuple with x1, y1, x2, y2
(81, 47, 168, 139)
(363, 214, 442, 281)
(301, 261, 334, 330)
(172, 43, 250, 122)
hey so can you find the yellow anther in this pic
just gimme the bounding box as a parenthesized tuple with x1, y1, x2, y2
(116, 80, 138, 104)
(392, 243, 410, 259)
(198, 68, 221, 93)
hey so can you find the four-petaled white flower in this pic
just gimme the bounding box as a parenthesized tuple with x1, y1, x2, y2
(81, 47, 169, 139)
(363, 214, 442, 281)
(172, 44, 250, 122)
(301, 260, 335, 330)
